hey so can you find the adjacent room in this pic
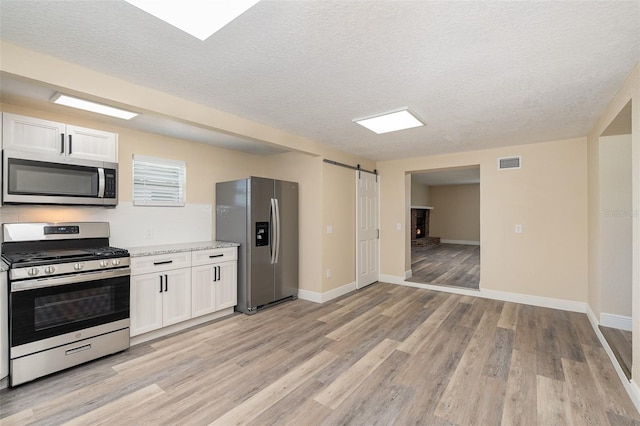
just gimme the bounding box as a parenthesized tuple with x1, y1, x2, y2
(0, 1, 639, 424)
(408, 166, 481, 289)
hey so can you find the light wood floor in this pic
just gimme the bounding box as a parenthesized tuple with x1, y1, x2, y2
(1, 282, 638, 425)
(409, 243, 480, 289)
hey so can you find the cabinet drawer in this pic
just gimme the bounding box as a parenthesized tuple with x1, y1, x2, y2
(131, 252, 192, 275)
(191, 247, 237, 266)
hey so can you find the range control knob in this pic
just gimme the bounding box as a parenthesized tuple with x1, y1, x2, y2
(44, 266, 56, 274)
(28, 267, 39, 276)
(74, 263, 84, 271)
(112, 259, 121, 266)
(99, 260, 109, 267)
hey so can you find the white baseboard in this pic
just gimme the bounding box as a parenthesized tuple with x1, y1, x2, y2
(298, 281, 356, 304)
(586, 305, 640, 413)
(405, 270, 412, 279)
(600, 312, 633, 331)
(380, 274, 585, 313)
(130, 308, 234, 346)
(440, 239, 481, 246)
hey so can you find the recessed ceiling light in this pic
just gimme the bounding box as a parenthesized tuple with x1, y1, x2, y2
(124, 0, 260, 41)
(354, 109, 424, 134)
(51, 93, 139, 120)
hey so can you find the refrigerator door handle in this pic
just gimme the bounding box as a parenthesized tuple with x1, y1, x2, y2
(270, 198, 277, 265)
(274, 198, 281, 264)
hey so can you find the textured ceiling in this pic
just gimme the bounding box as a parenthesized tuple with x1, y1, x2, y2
(1, 0, 639, 161)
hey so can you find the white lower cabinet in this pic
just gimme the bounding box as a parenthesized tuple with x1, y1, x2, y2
(130, 267, 191, 337)
(130, 246, 237, 339)
(191, 261, 237, 317)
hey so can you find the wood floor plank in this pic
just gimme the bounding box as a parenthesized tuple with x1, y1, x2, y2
(562, 357, 610, 425)
(498, 301, 519, 330)
(537, 375, 573, 425)
(62, 383, 165, 426)
(314, 338, 399, 409)
(483, 327, 515, 381)
(211, 350, 337, 426)
(396, 293, 457, 354)
(501, 349, 537, 426)
(433, 300, 502, 424)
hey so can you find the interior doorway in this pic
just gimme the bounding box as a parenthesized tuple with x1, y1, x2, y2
(598, 100, 633, 379)
(407, 165, 480, 289)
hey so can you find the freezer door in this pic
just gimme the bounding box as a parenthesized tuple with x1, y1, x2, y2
(249, 177, 276, 308)
(274, 180, 299, 300)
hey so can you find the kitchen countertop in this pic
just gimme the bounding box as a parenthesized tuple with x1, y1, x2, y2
(127, 241, 239, 258)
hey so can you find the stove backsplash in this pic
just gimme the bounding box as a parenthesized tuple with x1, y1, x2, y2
(0, 202, 212, 247)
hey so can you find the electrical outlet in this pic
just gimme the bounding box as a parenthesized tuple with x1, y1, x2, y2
(396, 223, 402, 231)
(515, 224, 522, 234)
(145, 227, 153, 239)
(327, 225, 333, 234)
(326, 268, 331, 278)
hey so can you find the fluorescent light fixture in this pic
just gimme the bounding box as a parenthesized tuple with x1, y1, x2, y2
(51, 93, 138, 120)
(124, 0, 260, 41)
(354, 109, 424, 134)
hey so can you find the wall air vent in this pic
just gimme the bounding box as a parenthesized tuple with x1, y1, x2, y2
(498, 156, 521, 170)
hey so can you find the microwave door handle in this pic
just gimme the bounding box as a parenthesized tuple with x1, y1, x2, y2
(98, 168, 105, 198)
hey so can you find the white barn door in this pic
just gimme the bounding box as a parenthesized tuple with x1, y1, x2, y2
(356, 171, 379, 289)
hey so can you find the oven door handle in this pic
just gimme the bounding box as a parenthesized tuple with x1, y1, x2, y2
(10, 268, 131, 292)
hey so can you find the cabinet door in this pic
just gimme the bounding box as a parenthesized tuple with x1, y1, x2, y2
(2, 113, 66, 155)
(162, 268, 192, 326)
(191, 264, 216, 318)
(66, 125, 118, 162)
(216, 262, 237, 310)
(130, 273, 164, 337)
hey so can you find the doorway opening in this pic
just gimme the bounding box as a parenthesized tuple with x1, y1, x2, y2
(598, 100, 633, 379)
(407, 165, 480, 289)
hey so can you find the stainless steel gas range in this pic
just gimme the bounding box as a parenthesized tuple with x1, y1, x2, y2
(1, 222, 130, 387)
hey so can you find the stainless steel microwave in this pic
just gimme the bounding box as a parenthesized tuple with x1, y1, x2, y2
(2, 149, 118, 206)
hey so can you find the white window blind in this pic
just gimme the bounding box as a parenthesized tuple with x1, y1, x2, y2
(133, 155, 186, 206)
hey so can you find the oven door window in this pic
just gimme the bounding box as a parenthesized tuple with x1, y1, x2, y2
(10, 275, 129, 347)
(8, 158, 99, 197)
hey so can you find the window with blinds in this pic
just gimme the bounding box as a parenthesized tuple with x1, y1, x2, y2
(132, 155, 186, 206)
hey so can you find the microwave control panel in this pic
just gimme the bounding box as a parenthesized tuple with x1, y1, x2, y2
(104, 170, 116, 198)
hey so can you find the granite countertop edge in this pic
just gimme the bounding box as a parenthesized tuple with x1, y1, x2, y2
(127, 241, 240, 258)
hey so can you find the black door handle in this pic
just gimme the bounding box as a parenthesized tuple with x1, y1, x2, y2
(159, 275, 163, 293)
(60, 133, 65, 154)
(68, 134, 73, 154)
(164, 274, 168, 292)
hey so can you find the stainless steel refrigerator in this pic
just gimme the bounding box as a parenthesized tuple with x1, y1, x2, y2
(216, 177, 298, 314)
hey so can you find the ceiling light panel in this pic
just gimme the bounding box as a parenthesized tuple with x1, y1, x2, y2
(354, 109, 424, 134)
(124, 0, 260, 41)
(51, 94, 138, 120)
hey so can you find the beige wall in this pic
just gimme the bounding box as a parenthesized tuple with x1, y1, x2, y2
(322, 163, 356, 291)
(429, 184, 480, 242)
(587, 62, 639, 381)
(378, 137, 588, 302)
(599, 134, 632, 317)
(411, 181, 430, 206)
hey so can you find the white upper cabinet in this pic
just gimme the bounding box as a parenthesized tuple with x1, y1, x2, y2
(2, 113, 118, 162)
(66, 125, 118, 162)
(2, 113, 66, 155)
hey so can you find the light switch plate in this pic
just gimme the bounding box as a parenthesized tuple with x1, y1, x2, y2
(515, 224, 522, 234)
